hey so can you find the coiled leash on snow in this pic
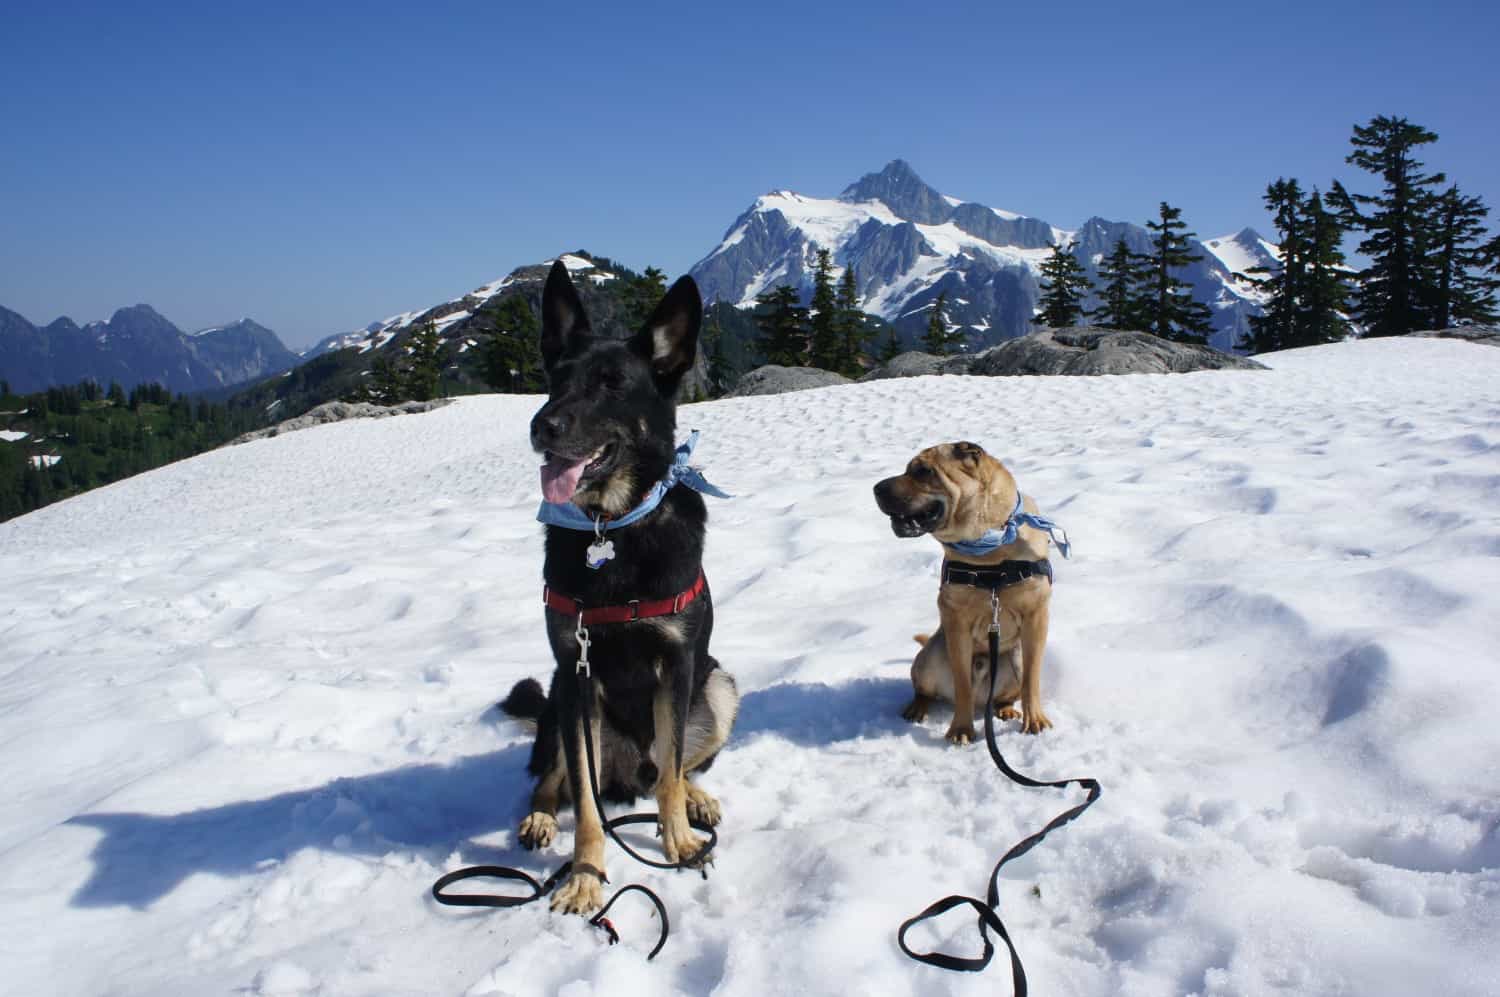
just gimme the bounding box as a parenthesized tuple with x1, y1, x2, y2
(431, 613, 717, 960)
(897, 567, 1102, 993)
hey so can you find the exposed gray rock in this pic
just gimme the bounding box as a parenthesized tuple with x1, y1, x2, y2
(233, 398, 451, 444)
(862, 327, 1265, 380)
(859, 351, 974, 380)
(725, 365, 852, 397)
(1410, 326, 1500, 347)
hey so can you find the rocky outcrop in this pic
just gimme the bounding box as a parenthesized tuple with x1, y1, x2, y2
(862, 327, 1265, 381)
(233, 398, 451, 444)
(1410, 326, 1500, 347)
(725, 365, 852, 397)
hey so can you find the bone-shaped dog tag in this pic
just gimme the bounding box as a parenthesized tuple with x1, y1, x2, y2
(585, 539, 615, 570)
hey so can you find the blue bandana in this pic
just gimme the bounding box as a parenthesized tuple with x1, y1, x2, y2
(536, 430, 731, 531)
(943, 493, 1072, 559)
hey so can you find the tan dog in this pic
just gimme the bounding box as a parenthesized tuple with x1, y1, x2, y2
(873, 442, 1060, 742)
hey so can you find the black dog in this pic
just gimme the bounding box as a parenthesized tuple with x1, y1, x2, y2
(501, 260, 739, 915)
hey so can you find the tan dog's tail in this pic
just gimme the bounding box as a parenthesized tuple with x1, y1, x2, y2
(912, 633, 930, 647)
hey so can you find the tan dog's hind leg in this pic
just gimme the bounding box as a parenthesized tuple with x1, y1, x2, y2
(904, 628, 951, 722)
(942, 618, 979, 744)
(550, 706, 607, 914)
(653, 685, 709, 866)
(1018, 602, 1052, 734)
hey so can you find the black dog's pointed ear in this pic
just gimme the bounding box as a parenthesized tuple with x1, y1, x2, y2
(541, 260, 591, 372)
(630, 275, 702, 393)
(952, 441, 986, 464)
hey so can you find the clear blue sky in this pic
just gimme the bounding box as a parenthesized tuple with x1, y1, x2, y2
(3, 1, 1496, 349)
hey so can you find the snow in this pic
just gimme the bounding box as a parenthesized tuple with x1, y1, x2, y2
(0, 429, 28, 442)
(28, 453, 61, 467)
(2, 339, 1498, 996)
(557, 254, 596, 272)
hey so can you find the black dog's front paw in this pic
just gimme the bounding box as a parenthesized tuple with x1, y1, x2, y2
(518, 812, 558, 849)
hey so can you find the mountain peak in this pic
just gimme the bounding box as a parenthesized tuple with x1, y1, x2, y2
(839, 160, 952, 224)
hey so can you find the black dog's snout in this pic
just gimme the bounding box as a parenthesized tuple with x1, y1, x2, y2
(530, 407, 572, 448)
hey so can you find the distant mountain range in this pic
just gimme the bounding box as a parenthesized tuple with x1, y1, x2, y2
(0, 305, 299, 394)
(690, 160, 1275, 352)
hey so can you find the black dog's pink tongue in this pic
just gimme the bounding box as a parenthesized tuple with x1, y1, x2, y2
(540, 453, 588, 504)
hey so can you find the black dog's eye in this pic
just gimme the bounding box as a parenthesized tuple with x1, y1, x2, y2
(594, 369, 624, 391)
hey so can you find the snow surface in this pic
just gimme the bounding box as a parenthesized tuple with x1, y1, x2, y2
(0, 429, 28, 442)
(2, 339, 1498, 996)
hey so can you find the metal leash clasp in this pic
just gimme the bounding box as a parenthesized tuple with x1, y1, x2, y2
(575, 612, 592, 677)
(989, 589, 1002, 635)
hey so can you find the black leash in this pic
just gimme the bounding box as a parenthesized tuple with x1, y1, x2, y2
(431, 622, 716, 960)
(897, 582, 1102, 992)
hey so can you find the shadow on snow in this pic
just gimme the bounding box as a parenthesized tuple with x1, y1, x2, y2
(65, 677, 915, 910)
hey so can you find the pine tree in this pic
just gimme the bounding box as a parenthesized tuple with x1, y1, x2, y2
(1330, 115, 1447, 337)
(1429, 186, 1498, 327)
(1299, 188, 1353, 346)
(404, 321, 443, 401)
(368, 356, 405, 405)
(1140, 202, 1215, 343)
(623, 267, 668, 329)
(807, 249, 840, 370)
(754, 285, 809, 366)
(1244, 179, 1308, 353)
(833, 266, 874, 377)
(878, 325, 903, 363)
(1090, 238, 1151, 330)
(921, 292, 964, 355)
(482, 294, 544, 392)
(702, 308, 734, 397)
(1034, 243, 1094, 328)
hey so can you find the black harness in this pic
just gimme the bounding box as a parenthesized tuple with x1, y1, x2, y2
(897, 557, 1102, 992)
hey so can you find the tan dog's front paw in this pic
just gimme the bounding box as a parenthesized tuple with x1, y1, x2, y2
(996, 703, 1021, 722)
(549, 870, 605, 914)
(518, 812, 558, 850)
(685, 785, 722, 827)
(901, 696, 929, 723)
(944, 722, 976, 745)
(1021, 708, 1052, 734)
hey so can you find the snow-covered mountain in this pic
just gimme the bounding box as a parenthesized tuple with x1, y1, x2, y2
(690, 160, 1271, 352)
(302, 254, 615, 359)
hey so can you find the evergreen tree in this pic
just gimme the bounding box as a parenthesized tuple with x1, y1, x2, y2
(1299, 188, 1354, 346)
(833, 266, 874, 377)
(404, 321, 443, 401)
(1090, 238, 1151, 330)
(1034, 243, 1093, 328)
(807, 249, 841, 370)
(753, 285, 809, 366)
(107, 382, 125, 405)
(1330, 115, 1447, 336)
(1140, 202, 1214, 343)
(481, 294, 544, 392)
(1429, 186, 1498, 327)
(623, 267, 668, 329)
(878, 325, 903, 363)
(921, 292, 964, 355)
(702, 308, 734, 397)
(368, 356, 405, 405)
(1244, 179, 1308, 353)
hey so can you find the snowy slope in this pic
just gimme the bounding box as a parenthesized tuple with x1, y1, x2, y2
(2, 340, 1498, 996)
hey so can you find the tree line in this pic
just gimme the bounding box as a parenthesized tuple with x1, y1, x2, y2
(1036, 114, 1498, 352)
(0, 379, 267, 522)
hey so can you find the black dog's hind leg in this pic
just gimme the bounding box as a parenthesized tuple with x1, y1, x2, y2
(550, 680, 608, 914)
(680, 667, 738, 826)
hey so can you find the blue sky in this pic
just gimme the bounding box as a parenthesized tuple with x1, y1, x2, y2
(3, 1, 1496, 349)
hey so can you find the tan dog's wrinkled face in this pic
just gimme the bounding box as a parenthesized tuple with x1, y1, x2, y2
(873, 441, 1015, 540)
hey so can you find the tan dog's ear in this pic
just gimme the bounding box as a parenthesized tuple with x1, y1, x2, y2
(952, 441, 986, 464)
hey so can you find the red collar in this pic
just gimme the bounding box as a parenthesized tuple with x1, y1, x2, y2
(543, 570, 707, 625)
